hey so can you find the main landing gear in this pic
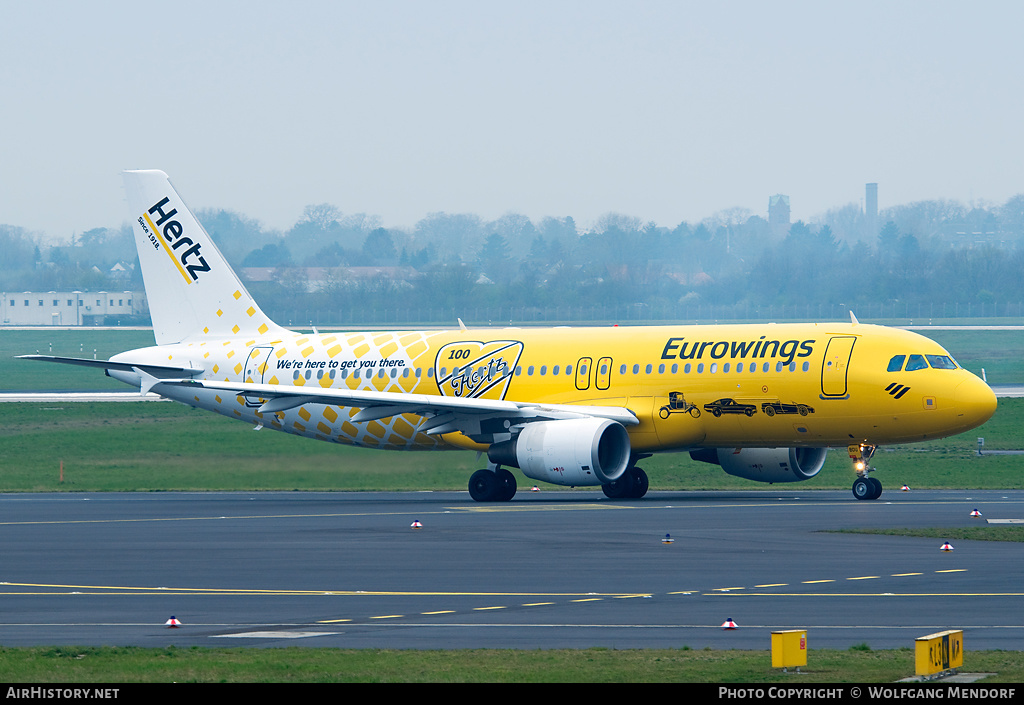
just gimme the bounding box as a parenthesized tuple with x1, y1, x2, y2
(602, 466, 649, 499)
(848, 443, 882, 500)
(468, 466, 517, 502)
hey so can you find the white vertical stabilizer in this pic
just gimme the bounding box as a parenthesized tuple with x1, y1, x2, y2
(122, 170, 285, 345)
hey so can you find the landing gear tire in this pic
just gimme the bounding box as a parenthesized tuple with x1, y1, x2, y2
(629, 467, 649, 499)
(603, 467, 648, 499)
(469, 468, 517, 502)
(868, 476, 882, 500)
(602, 470, 635, 499)
(496, 468, 517, 501)
(853, 476, 882, 501)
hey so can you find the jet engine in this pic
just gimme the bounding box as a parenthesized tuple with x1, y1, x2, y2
(487, 417, 631, 487)
(689, 447, 827, 483)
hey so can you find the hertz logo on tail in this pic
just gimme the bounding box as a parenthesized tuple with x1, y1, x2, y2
(139, 197, 211, 283)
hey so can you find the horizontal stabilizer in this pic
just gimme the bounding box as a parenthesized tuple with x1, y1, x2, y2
(18, 355, 203, 377)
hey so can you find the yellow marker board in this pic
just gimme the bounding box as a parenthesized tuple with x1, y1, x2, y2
(915, 630, 963, 676)
(771, 629, 807, 669)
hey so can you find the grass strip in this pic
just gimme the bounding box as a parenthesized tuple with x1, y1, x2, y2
(0, 646, 1021, 683)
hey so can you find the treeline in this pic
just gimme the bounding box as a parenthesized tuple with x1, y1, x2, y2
(3, 195, 1024, 321)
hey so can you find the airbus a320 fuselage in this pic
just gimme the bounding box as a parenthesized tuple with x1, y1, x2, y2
(23, 171, 997, 502)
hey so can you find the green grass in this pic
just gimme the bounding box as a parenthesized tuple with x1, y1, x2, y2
(830, 526, 1024, 542)
(0, 646, 1020, 682)
(1, 398, 1021, 493)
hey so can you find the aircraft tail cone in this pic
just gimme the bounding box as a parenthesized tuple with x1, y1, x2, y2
(970, 509, 982, 517)
(721, 618, 738, 630)
(165, 616, 181, 628)
(940, 541, 954, 552)
(410, 520, 423, 529)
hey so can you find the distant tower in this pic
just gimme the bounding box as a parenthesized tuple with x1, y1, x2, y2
(865, 183, 878, 238)
(769, 194, 790, 236)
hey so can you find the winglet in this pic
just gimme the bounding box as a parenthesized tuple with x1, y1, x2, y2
(458, 318, 468, 331)
(850, 311, 859, 326)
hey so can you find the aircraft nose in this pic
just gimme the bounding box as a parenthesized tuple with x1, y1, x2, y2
(954, 375, 997, 430)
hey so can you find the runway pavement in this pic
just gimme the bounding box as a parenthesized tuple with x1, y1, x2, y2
(0, 489, 1020, 650)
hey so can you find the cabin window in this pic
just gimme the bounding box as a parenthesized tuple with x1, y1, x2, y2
(887, 355, 905, 372)
(802, 361, 809, 372)
(555, 365, 562, 375)
(710, 363, 718, 373)
(645, 364, 652, 374)
(736, 362, 743, 372)
(619, 364, 626, 375)
(671, 363, 678, 374)
(540, 365, 547, 376)
(658, 364, 665, 374)
(633, 364, 640, 374)
(684, 363, 691, 373)
(723, 363, 730, 373)
(528, 366, 535, 375)
(566, 365, 572, 376)
(905, 354, 928, 372)
(926, 355, 957, 370)
(697, 363, 704, 373)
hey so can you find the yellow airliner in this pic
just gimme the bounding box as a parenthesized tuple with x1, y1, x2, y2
(22, 171, 997, 502)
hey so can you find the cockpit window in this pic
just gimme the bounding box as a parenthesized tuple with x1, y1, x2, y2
(905, 354, 928, 371)
(926, 354, 957, 370)
(887, 355, 905, 372)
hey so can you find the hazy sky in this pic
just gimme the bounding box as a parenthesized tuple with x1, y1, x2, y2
(2, 1, 1023, 240)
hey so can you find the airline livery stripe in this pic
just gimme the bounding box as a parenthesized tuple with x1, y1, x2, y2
(143, 211, 192, 284)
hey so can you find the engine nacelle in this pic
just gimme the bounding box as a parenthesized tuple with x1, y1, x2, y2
(689, 447, 827, 483)
(487, 418, 631, 487)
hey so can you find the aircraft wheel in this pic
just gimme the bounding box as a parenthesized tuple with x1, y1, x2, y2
(868, 476, 882, 500)
(469, 469, 499, 502)
(602, 470, 635, 499)
(496, 468, 517, 501)
(629, 467, 649, 499)
(852, 476, 874, 501)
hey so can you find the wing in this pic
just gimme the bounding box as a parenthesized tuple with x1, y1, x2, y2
(139, 370, 639, 440)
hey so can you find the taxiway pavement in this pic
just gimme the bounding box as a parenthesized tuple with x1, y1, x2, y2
(0, 489, 1020, 650)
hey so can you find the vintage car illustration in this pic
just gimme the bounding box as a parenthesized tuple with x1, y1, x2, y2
(703, 398, 757, 417)
(659, 391, 701, 419)
(761, 401, 815, 417)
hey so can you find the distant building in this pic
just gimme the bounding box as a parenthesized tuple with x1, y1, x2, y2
(0, 291, 146, 325)
(769, 194, 790, 235)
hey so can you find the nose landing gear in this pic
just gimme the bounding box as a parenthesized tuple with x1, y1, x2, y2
(848, 444, 882, 500)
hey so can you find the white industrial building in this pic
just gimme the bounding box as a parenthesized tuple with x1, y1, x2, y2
(1, 291, 147, 325)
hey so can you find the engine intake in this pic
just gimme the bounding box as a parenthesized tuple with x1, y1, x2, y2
(690, 447, 827, 483)
(488, 418, 631, 487)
